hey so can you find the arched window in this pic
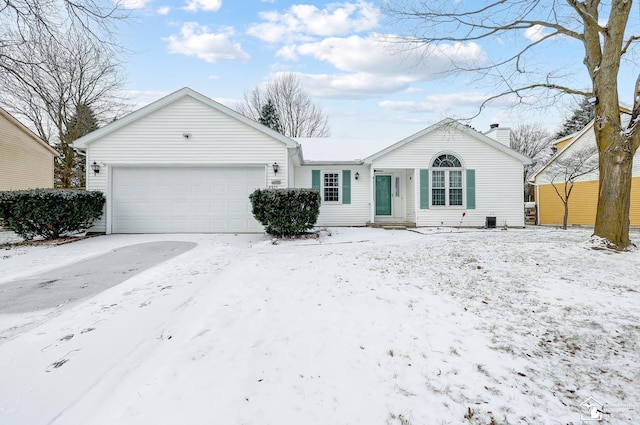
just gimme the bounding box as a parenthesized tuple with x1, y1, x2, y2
(432, 154, 463, 206)
(432, 154, 461, 168)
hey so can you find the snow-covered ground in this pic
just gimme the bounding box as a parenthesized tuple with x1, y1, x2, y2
(0, 227, 638, 425)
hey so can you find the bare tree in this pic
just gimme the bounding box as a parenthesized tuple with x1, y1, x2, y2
(547, 145, 599, 229)
(237, 73, 330, 137)
(386, 1, 640, 249)
(1, 0, 125, 81)
(510, 123, 552, 200)
(0, 30, 127, 187)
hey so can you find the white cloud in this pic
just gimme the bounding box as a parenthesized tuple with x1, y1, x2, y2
(298, 72, 414, 98)
(524, 25, 547, 42)
(119, 0, 152, 10)
(157, 6, 171, 15)
(272, 35, 485, 97)
(284, 36, 484, 76)
(379, 92, 523, 114)
(247, 1, 380, 43)
(183, 0, 222, 12)
(165, 23, 250, 63)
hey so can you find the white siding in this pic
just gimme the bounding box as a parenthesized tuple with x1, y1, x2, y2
(295, 165, 370, 226)
(372, 126, 525, 227)
(86, 96, 290, 232)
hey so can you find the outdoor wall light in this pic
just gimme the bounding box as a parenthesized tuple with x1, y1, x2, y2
(355, 172, 360, 180)
(183, 132, 191, 139)
(91, 161, 100, 175)
(272, 162, 279, 174)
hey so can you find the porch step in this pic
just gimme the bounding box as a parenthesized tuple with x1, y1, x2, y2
(367, 222, 416, 229)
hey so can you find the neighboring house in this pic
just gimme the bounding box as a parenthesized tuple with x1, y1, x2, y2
(0, 107, 59, 190)
(531, 108, 640, 226)
(73, 88, 532, 234)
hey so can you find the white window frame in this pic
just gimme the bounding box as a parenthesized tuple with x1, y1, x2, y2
(322, 171, 341, 203)
(431, 154, 465, 208)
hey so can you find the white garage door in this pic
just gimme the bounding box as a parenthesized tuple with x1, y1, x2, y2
(111, 167, 265, 233)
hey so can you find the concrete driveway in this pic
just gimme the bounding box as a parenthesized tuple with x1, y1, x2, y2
(0, 241, 196, 314)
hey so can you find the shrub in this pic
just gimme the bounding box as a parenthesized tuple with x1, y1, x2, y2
(0, 189, 105, 240)
(249, 188, 321, 237)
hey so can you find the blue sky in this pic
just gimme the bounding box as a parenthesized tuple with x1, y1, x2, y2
(116, 0, 640, 139)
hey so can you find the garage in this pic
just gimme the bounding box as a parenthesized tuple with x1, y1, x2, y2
(74, 88, 299, 234)
(111, 166, 265, 233)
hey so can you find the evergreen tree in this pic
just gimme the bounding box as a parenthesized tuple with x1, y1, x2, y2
(258, 99, 283, 134)
(554, 98, 595, 139)
(57, 103, 99, 188)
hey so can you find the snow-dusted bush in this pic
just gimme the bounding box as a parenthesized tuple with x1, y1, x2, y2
(0, 189, 105, 240)
(249, 188, 320, 237)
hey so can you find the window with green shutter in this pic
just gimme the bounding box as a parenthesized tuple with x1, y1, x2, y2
(421, 154, 475, 209)
(313, 169, 345, 203)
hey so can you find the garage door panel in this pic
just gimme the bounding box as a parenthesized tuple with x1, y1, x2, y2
(112, 167, 265, 233)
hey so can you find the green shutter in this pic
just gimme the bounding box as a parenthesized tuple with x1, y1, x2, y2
(312, 170, 321, 191)
(466, 169, 476, 209)
(419, 169, 429, 209)
(342, 170, 351, 204)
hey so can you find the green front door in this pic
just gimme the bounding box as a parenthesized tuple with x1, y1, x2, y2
(375, 175, 392, 216)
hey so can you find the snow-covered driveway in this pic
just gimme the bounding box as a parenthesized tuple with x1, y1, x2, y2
(0, 228, 638, 425)
(0, 241, 196, 314)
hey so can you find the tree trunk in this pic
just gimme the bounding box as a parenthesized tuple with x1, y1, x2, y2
(593, 146, 634, 249)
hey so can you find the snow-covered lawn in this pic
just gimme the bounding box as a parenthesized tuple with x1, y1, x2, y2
(0, 227, 638, 425)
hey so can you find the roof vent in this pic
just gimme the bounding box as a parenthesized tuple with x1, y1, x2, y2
(490, 123, 499, 129)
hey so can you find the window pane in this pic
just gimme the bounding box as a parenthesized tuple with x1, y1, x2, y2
(432, 170, 445, 188)
(449, 188, 463, 206)
(323, 172, 339, 202)
(449, 170, 462, 188)
(432, 188, 445, 205)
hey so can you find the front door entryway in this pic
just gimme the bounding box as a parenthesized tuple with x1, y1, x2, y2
(375, 175, 392, 216)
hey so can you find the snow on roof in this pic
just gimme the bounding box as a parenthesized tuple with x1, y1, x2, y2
(295, 137, 395, 162)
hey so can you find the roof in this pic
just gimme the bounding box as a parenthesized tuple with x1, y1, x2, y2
(364, 118, 532, 165)
(0, 107, 59, 157)
(73, 87, 299, 150)
(295, 137, 394, 162)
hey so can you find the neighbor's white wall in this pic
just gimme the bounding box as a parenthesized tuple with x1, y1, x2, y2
(295, 164, 370, 226)
(86, 96, 291, 232)
(536, 126, 640, 185)
(372, 126, 525, 227)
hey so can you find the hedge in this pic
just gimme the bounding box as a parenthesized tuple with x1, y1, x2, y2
(0, 189, 106, 240)
(249, 188, 321, 237)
